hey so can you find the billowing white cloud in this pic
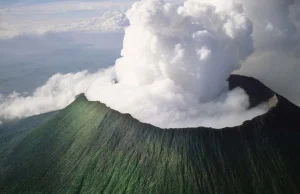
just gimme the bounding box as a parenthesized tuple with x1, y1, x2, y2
(1, 0, 300, 128)
(0, 0, 270, 129)
(115, 0, 254, 102)
(0, 67, 269, 129)
(0, 70, 103, 121)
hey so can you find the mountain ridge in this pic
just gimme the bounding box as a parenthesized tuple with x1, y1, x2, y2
(0, 75, 300, 194)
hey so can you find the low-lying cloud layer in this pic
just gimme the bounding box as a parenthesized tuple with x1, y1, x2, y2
(0, 10, 129, 38)
(0, 67, 268, 128)
(0, 0, 272, 129)
(0, 71, 100, 121)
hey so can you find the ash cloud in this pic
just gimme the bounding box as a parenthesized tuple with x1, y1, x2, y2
(237, 0, 300, 106)
(88, 0, 268, 128)
(3, 0, 299, 128)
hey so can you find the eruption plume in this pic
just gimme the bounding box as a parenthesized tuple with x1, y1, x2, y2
(85, 0, 268, 128)
(0, 0, 272, 128)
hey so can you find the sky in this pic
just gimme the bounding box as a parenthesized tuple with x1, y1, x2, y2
(0, 0, 299, 127)
(0, 0, 128, 95)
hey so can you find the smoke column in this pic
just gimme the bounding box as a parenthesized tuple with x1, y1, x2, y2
(0, 0, 272, 128)
(85, 0, 268, 128)
(115, 0, 254, 102)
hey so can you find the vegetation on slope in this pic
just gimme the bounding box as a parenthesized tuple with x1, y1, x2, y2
(0, 75, 300, 194)
(0, 92, 299, 194)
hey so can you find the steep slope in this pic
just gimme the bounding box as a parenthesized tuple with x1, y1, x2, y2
(0, 75, 300, 194)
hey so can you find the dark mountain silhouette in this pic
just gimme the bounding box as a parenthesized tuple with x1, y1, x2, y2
(0, 75, 299, 194)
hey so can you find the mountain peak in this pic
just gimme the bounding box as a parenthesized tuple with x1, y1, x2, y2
(0, 75, 300, 193)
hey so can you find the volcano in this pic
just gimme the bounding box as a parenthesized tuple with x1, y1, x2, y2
(0, 75, 300, 194)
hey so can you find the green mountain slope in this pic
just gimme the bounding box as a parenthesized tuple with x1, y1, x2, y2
(0, 75, 300, 194)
